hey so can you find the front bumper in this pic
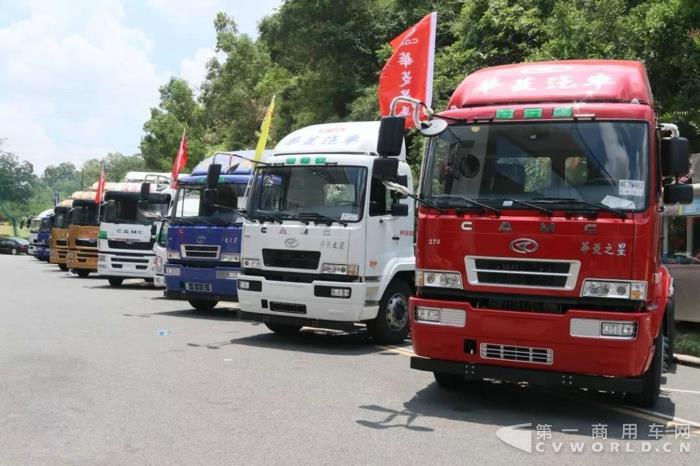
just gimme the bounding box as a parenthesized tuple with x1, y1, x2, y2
(164, 264, 239, 302)
(67, 248, 97, 271)
(97, 253, 155, 279)
(410, 296, 656, 378)
(35, 245, 50, 260)
(236, 274, 376, 324)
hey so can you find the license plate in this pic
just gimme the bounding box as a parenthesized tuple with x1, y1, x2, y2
(185, 282, 212, 293)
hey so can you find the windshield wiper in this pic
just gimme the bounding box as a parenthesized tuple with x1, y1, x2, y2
(204, 203, 258, 223)
(299, 212, 346, 226)
(532, 197, 627, 219)
(478, 198, 553, 216)
(249, 211, 282, 224)
(277, 213, 309, 225)
(431, 195, 501, 215)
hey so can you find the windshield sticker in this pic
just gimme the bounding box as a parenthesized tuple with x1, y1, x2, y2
(618, 179, 645, 197)
(601, 195, 635, 209)
(340, 212, 359, 221)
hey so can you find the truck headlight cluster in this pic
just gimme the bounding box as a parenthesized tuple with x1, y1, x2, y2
(321, 263, 359, 276)
(165, 266, 180, 276)
(167, 251, 180, 260)
(216, 270, 239, 280)
(98, 255, 106, 263)
(570, 318, 638, 340)
(220, 253, 241, 263)
(242, 258, 261, 268)
(580, 280, 647, 300)
(416, 270, 463, 289)
(154, 256, 163, 273)
(415, 306, 466, 327)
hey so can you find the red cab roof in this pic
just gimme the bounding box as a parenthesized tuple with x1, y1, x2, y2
(447, 60, 652, 109)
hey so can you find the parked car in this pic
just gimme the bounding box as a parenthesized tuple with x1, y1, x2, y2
(0, 237, 30, 255)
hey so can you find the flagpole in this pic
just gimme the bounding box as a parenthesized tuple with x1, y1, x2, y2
(96, 163, 103, 222)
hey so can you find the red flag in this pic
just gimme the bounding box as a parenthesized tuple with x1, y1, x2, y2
(378, 12, 437, 128)
(94, 163, 106, 204)
(171, 129, 188, 183)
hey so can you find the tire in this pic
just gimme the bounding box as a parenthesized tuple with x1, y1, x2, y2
(11, 248, 17, 255)
(188, 299, 217, 311)
(265, 323, 302, 337)
(663, 297, 675, 371)
(76, 270, 90, 278)
(433, 371, 462, 389)
(367, 279, 412, 344)
(629, 331, 663, 408)
(59, 264, 68, 271)
(108, 278, 123, 287)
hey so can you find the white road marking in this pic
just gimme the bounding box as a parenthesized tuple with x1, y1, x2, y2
(662, 387, 700, 396)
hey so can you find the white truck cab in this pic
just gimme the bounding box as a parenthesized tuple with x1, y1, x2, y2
(237, 121, 415, 343)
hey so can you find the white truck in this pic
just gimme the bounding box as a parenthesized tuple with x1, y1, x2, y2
(97, 174, 172, 286)
(236, 121, 415, 343)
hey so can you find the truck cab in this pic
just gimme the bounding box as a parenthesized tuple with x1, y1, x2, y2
(97, 176, 172, 286)
(163, 151, 268, 310)
(66, 198, 101, 277)
(50, 199, 74, 270)
(237, 121, 415, 344)
(394, 60, 693, 407)
(30, 209, 55, 261)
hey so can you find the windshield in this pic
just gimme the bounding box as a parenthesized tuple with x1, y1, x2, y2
(170, 184, 246, 225)
(103, 198, 169, 224)
(422, 122, 649, 211)
(54, 211, 69, 228)
(249, 165, 367, 222)
(39, 217, 53, 231)
(30, 218, 42, 232)
(68, 205, 99, 226)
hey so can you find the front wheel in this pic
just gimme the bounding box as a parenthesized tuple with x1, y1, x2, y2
(433, 371, 463, 389)
(76, 270, 90, 278)
(367, 279, 412, 344)
(628, 331, 663, 408)
(11, 248, 17, 255)
(59, 264, 68, 271)
(265, 323, 302, 337)
(188, 300, 217, 311)
(108, 278, 123, 287)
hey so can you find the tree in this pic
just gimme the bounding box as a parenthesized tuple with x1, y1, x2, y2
(140, 78, 206, 171)
(0, 152, 35, 204)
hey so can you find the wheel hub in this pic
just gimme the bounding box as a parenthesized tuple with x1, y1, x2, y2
(385, 293, 408, 331)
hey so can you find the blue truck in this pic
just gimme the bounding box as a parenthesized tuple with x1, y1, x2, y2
(163, 151, 270, 310)
(29, 208, 55, 261)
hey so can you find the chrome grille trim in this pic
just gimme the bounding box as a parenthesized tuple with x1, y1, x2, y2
(465, 256, 580, 290)
(480, 343, 553, 365)
(181, 244, 220, 259)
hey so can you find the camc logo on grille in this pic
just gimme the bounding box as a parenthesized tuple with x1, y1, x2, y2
(284, 238, 299, 248)
(509, 238, 539, 254)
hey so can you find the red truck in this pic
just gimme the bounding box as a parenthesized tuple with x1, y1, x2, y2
(378, 60, 694, 407)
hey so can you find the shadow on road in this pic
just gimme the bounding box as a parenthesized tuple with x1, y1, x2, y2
(356, 378, 679, 440)
(155, 308, 242, 322)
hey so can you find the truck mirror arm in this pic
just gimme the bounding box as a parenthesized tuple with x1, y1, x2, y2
(383, 181, 446, 212)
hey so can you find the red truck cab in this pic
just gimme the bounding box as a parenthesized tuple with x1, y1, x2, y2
(388, 60, 693, 407)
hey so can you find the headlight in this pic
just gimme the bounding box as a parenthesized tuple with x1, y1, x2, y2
(416, 270, 463, 289)
(415, 306, 466, 327)
(154, 256, 163, 272)
(242, 258, 261, 268)
(321, 263, 359, 276)
(216, 270, 239, 280)
(581, 280, 647, 300)
(165, 266, 180, 276)
(221, 253, 241, 263)
(167, 251, 180, 260)
(98, 255, 106, 263)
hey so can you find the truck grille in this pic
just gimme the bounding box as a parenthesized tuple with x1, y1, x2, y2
(269, 301, 307, 314)
(56, 240, 68, 247)
(75, 238, 97, 248)
(182, 244, 220, 259)
(466, 257, 579, 290)
(108, 239, 153, 250)
(262, 249, 320, 270)
(480, 343, 553, 365)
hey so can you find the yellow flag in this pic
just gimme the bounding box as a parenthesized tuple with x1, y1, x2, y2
(254, 95, 276, 162)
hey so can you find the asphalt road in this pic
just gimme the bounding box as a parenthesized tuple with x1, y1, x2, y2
(1, 254, 699, 465)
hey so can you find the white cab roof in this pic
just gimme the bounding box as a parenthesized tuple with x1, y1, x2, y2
(274, 121, 406, 161)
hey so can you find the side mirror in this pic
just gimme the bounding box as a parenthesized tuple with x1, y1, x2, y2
(207, 163, 222, 189)
(661, 137, 689, 176)
(377, 117, 405, 157)
(419, 118, 449, 137)
(140, 182, 151, 201)
(663, 183, 694, 205)
(200, 189, 218, 216)
(390, 203, 409, 217)
(372, 157, 399, 180)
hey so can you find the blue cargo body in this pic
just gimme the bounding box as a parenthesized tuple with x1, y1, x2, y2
(163, 150, 270, 307)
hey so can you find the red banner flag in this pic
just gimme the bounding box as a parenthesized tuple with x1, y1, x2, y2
(94, 163, 106, 204)
(171, 129, 188, 183)
(378, 12, 437, 128)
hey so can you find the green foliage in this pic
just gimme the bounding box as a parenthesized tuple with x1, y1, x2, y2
(0, 152, 35, 204)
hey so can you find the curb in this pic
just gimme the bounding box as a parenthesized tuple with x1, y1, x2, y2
(674, 353, 700, 368)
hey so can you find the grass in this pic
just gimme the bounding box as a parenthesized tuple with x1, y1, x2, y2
(675, 322, 700, 358)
